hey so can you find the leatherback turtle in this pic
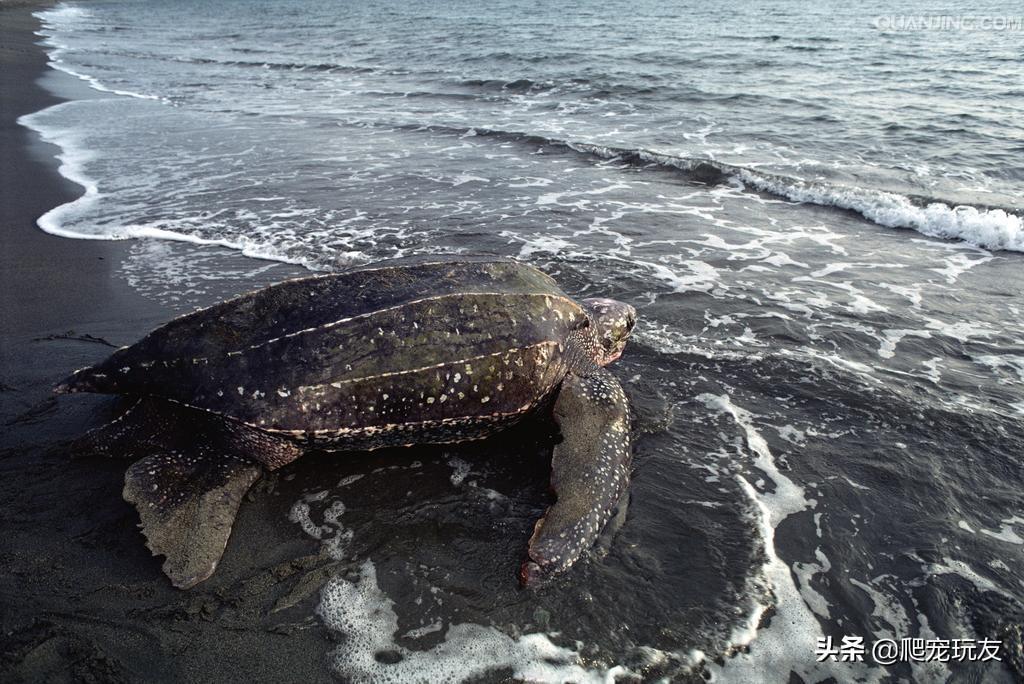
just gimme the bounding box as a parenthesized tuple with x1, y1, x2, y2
(57, 255, 637, 589)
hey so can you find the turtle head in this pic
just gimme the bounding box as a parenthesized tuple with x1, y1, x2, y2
(581, 298, 637, 365)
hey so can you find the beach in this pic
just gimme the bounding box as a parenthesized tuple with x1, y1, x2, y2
(0, 6, 343, 681)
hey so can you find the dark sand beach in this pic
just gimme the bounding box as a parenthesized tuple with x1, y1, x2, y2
(0, 6, 344, 681)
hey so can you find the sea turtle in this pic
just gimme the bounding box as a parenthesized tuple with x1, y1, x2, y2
(57, 255, 637, 589)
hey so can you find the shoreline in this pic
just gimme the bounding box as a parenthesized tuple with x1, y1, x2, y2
(0, 6, 337, 682)
(1, 2, 159, 437)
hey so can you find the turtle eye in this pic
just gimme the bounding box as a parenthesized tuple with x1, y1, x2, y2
(577, 318, 591, 330)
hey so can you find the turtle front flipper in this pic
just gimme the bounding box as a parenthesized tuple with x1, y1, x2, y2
(520, 368, 631, 586)
(112, 401, 301, 589)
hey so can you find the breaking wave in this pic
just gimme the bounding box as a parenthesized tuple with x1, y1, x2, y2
(394, 123, 1024, 253)
(561, 142, 1023, 254)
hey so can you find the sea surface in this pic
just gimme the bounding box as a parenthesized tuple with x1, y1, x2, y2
(19, 0, 1024, 681)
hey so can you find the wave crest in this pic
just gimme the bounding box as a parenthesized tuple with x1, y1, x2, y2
(566, 140, 1024, 253)
(394, 123, 1024, 253)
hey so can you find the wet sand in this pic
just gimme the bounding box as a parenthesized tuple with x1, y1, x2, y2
(0, 5, 342, 681)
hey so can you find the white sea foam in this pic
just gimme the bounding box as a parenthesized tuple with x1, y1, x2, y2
(318, 561, 626, 684)
(907, 604, 952, 682)
(694, 395, 879, 683)
(918, 556, 1005, 596)
(503, 231, 575, 259)
(877, 282, 923, 308)
(845, 575, 956, 680)
(633, 321, 764, 362)
(848, 576, 911, 641)
(877, 328, 933, 359)
(288, 500, 331, 540)
(735, 169, 1024, 253)
(921, 246, 994, 284)
(978, 516, 1024, 545)
(574, 143, 1024, 253)
(706, 479, 879, 683)
(647, 259, 724, 293)
(446, 456, 472, 486)
(974, 354, 1024, 384)
(288, 477, 707, 682)
(18, 103, 103, 238)
(48, 59, 166, 102)
(792, 548, 832, 620)
(18, 104, 319, 268)
(289, 491, 353, 560)
(690, 395, 884, 682)
(17, 103, 314, 266)
(21, 12, 335, 271)
(698, 394, 809, 524)
(37, 4, 90, 21)
(35, 7, 167, 102)
(774, 347, 884, 390)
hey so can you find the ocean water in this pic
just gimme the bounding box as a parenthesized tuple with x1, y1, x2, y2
(19, 0, 1024, 681)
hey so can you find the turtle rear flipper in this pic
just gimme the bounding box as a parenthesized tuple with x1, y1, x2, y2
(68, 398, 177, 460)
(124, 447, 262, 589)
(520, 368, 632, 585)
(99, 400, 301, 588)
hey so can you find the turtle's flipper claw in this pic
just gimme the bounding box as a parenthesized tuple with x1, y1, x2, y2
(522, 368, 631, 586)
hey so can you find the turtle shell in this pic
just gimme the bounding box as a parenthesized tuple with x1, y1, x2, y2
(67, 256, 588, 446)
